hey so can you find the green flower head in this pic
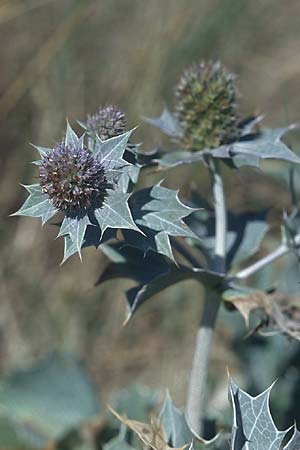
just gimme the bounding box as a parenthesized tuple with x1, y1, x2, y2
(174, 61, 239, 151)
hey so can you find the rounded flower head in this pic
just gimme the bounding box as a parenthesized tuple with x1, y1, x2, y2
(39, 142, 107, 212)
(86, 105, 127, 140)
(174, 61, 239, 150)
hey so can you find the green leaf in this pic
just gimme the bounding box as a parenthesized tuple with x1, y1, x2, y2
(144, 108, 183, 138)
(229, 378, 288, 450)
(0, 353, 100, 447)
(95, 190, 141, 237)
(12, 184, 57, 225)
(159, 392, 193, 447)
(58, 214, 92, 259)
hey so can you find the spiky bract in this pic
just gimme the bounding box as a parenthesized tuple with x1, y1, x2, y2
(39, 142, 107, 212)
(86, 105, 127, 140)
(174, 61, 239, 150)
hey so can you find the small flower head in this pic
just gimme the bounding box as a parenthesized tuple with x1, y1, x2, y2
(39, 142, 107, 212)
(174, 61, 239, 150)
(86, 105, 127, 140)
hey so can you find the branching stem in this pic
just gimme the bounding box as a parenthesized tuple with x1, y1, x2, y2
(233, 233, 300, 280)
(186, 159, 226, 434)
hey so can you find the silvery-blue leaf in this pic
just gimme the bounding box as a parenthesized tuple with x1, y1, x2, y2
(116, 163, 140, 193)
(231, 126, 300, 164)
(232, 153, 261, 169)
(154, 230, 174, 261)
(93, 129, 134, 169)
(137, 183, 197, 237)
(65, 121, 80, 146)
(239, 115, 264, 136)
(144, 108, 183, 138)
(128, 184, 198, 261)
(155, 150, 203, 168)
(229, 378, 288, 450)
(11, 184, 57, 225)
(284, 427, 300, 450)
(95, 189, 141, 236)
(62, 227, 116, 264)
(159, 391, 193, 447)
(31, 144, 52, 158)
(58, 214, 92, 259)
(230, 220, 269, 266)
(210, 125, 300, 168)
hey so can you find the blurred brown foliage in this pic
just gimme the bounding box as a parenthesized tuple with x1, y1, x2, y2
(1, 0, 300, 404)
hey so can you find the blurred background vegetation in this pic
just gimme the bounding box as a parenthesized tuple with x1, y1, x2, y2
(1, 0, 300, 444)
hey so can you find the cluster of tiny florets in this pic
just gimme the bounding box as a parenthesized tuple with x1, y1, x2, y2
(86, 105, 127, 140)
(39, 142, 107, 212)
(174, 61, 239, 151)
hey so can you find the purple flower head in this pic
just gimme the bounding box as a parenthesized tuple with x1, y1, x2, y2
(86, 105, 127, 140)
(39, 142, 107, 213)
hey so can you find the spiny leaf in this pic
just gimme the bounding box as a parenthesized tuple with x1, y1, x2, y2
(61, 227, 116, 264)
(229, 378, 288, 450)
(92, 129, 134, 169)
(58, 214, 92, 259)
(212, 125, 300, 167)
(97, 244, 224, 320)
(129, 183, 197, 262)
(144, 108, 183, 138)
(65, 121, 81, 147)
(284, 427, 300, 450)
(159, 392, 220, 448)
(150, 124, 300, 170)
(11, 184, 57, 225)
(108, 407, 187, 450)
(95, 190, 141, 237)
(159, 392, 194, 447)
(117, 162, 140, 193)
(230, 220, 269, 266)
(31, 144, 52, 158)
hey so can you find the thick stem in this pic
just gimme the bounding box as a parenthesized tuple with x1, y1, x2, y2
(186, 290, 220, 434)
(210, 159, 227, 273)
(186, 159, 226, 434)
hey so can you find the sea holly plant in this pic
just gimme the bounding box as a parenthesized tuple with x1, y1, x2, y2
(13, 113, 196, 263)
(12, 61, 300, 449)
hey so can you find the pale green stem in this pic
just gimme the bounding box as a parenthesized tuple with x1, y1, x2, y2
(186, 159, 226, 435)
(234, 233, 300, 280)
